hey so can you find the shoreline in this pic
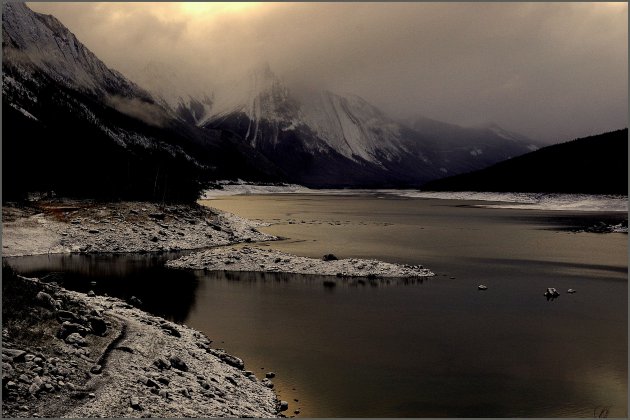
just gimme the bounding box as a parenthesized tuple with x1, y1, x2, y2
(2, 197, 433, 417)
(2, 199, 276, 258)
(2, 272, 281, 418)
(2, 199, 284, 418)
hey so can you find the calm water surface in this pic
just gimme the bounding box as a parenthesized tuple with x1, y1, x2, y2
(6, 195, 627, 417)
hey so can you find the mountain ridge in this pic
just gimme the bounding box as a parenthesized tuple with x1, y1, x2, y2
(421, 128, 628, 195)
(5, 4, 605, 196)
(158, 64, 540, 187)
(2, 3, 283, 201)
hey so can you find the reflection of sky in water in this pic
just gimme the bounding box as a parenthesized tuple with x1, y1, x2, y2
(183, 267, 626, 417)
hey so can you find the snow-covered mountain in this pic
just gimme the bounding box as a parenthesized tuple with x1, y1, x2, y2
(4, 3, 542, 193)
(156, 64, 540, 186)
(3, 2, 148, 99)
(130, 61, 214, 125)
(300, 90, 411, 167)
(2, 3, 281, 201)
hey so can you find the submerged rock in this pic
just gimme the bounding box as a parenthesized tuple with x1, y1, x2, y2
(322, 254, 338, 261)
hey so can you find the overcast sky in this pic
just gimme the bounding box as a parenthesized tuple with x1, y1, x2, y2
(28, 2, 627, 142)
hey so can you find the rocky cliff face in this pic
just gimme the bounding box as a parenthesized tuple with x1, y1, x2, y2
(166, 64, 540, 186)
(3, 2, 148, 98)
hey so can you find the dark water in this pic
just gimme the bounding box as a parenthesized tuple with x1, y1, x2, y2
(5, 195, 627, 417)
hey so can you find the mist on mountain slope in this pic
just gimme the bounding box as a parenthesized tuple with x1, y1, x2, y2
(27, 2, 628, 144)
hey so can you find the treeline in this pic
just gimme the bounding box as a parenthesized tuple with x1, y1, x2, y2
(422, 129, 628, 195)
(3, 98, 203, 202)
(2, 72, 283, 203)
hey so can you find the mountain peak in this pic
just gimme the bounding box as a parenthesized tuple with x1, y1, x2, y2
(3, 2, 147, 99)
(131, 60, 213, 118)
(249, 62, 275, 80)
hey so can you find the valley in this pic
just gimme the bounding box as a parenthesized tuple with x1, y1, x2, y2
(2, 2, 627, 418)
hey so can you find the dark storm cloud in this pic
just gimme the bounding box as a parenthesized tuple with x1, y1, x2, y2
(28, 2, 627, 142)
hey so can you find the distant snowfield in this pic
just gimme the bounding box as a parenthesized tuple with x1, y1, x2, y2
(390, 191, 628, 212)
(201, 183, 628, 212)
(202, 183, 312, 198)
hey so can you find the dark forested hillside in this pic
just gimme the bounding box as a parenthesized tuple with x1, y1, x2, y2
(422, 129, 628, 195)
(2, 2, 283, 202)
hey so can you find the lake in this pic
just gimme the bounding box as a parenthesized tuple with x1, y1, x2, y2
(5, 194, 627, 417)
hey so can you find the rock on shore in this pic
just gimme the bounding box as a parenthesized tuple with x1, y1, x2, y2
(166, 246, 434, 279)
(2, 200, 276, 257)
(2, 273, 279, 418)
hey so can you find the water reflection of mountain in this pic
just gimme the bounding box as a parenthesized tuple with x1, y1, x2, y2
(4, 253, 200, 323)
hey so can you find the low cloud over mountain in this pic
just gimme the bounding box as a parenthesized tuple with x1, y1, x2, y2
(28, 2, 628, 143)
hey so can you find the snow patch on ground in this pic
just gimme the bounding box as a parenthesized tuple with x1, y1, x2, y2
(489, 125, 516, 141)
(201, 183, 627, 213)
(167, 246, 434, 279)
(611, 223, 628, 233)
(2, 201, 276, 257)
(202, 183, 312, 199)
(395, 191, 628, 212)
(2, 275, 279, 418)
(11, 103, 38, 120)
(300, 91, 406, 166)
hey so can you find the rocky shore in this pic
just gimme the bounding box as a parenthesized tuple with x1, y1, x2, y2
(2, 200, 275, 257)
(167, 246, 434, 279)
(3, 198, 434, 418)
(2, 270, 280, 418)
(2, 199, 284, 417)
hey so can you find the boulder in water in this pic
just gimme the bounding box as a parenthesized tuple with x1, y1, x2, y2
(544, 288, 560, 299)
